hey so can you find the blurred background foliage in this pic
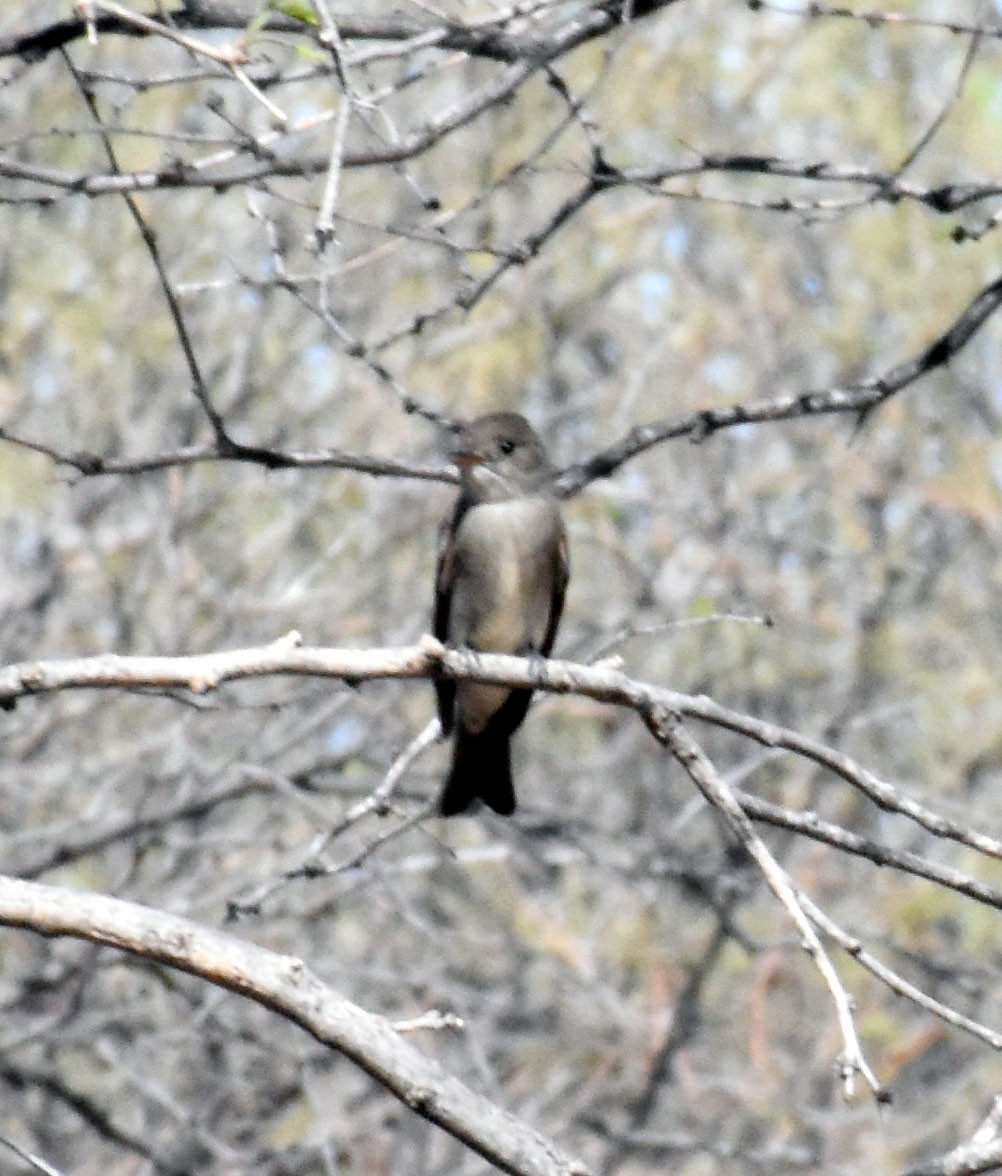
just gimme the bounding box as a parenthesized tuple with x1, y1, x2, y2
(2, 1, 1002, 1173)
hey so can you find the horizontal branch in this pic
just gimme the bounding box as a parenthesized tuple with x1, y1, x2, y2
(5, 259, 1000, 487)
(626, 155, 1002, 214)
(0, 1, 686, 202)
(6, 637, 1000, 1079)
(0, 0, 683, 67)
(3, 635, 1001, 866)
(0, 426, 453, 481)
(7, 143, 999, 211)
(749, 0, 1002, 41)
(0, 874, 588, 1176)
(0, 57, 536, 190)
(737, 789, 1002, 913)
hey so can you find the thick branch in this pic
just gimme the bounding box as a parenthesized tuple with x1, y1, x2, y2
(0, 874, 589, 1176)
(5, 638, 1001, 1073)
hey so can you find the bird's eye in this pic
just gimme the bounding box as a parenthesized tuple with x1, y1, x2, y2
(499, 439, 516, 455)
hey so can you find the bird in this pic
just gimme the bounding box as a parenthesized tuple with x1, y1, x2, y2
(434, 412, 569, 816)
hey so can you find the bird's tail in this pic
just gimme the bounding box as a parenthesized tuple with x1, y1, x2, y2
(439, 726, 515, 816)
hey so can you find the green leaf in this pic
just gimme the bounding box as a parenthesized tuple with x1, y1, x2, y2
(293, 42, 328, 62)
(272, 0, 319, 24)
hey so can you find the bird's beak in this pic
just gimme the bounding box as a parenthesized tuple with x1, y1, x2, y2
(452, 448, 485, 468)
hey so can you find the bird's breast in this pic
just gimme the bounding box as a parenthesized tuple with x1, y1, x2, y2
(451, 497, 562, 654)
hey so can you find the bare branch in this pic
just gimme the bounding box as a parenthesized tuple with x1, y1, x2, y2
(646, 710, 882, 1098)
(1, 0, 687, 68)
(904, 1094, 1002, 1176)
(6, 261, 1000, 484)
(748, 0, 1002, 41)
(3, 637, 1000, 876)
(0, 874, 591, 1176)
(561, 268, 1002, 492)
(60, 50, 231, 451)
(0, 1135, 66, 1176)
(800, 896, 1002, 1054)
(737, 789, 1002, 913)
(233, 718, 443, 917)
(0, 426, 453, 480)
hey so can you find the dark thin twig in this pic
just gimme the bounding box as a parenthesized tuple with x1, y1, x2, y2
(736, 788, 1002, 912)
(60, 49, 231, 451)
(748, 0, 1002, 41)
(560, 267, 1002, 492)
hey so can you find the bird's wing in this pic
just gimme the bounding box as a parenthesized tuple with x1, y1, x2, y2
(433, 500, 465, 735)
(540, 526, 570, 657)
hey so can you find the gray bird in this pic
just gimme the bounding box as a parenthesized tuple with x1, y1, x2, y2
(434, 413, 569, 815)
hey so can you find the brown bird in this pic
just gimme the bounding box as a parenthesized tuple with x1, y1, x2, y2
(434, 413, 569, 815)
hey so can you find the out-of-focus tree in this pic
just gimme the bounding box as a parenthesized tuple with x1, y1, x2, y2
(2, 1, 1002, 1173)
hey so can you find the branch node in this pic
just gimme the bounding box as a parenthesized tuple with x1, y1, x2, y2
(19, 665, 46, 691)
(272, 629, 303, 652)
(418, 634, 446, 663)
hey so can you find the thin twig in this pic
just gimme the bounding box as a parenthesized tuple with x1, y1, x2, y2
(231, 718, 443, 916)
(801, 895, 1002, 1052)
(60, 49, 231, 450)
(646, 709, 883, 1099)
(748, 0, 1002, 40)
(0, 1135, 66, 1176)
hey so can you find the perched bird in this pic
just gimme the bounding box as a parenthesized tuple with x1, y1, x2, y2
(434, 412, 569, 815)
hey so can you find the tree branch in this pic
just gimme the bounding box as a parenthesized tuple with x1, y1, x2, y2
(3, 635, 1000, 864)
(5, 263, 1001, 485)
(560, 268, 1002, 491)
(0, 873, 590, 1176)
(904, 1094, 1002, 1176)
(4, 633, 1002, 1065)
(644, 710, 882, 1099)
